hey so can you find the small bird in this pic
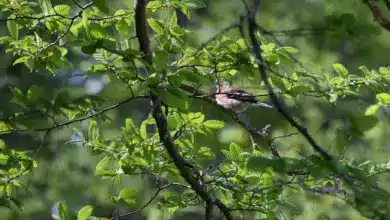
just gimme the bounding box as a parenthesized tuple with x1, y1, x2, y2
(215, 81, 273, 112)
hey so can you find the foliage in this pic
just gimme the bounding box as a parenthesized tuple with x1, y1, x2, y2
(0, 0, 389, 219)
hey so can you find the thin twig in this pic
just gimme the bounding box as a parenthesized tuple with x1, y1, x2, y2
(1, 95, 149, 134)
(247, 0, 333, 161)
(110, 183, 188, 220)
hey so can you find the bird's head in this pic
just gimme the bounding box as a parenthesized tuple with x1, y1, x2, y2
(217, 81, 230, 92)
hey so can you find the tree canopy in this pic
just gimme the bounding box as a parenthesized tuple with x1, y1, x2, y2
(0, 0, 389, 219)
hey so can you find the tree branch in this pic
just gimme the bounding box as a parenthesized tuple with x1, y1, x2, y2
(134, 1, 233, 219)
(247, 0, 333, 161)
(1, 95, 149, 134)
(363, 0, 390, 32)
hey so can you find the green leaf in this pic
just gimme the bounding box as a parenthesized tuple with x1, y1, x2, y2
(203, 120, 224, 129)
(122, 48, 142, 61)
(82, 11, 90, 39)
(172, 2, 190, 18)
(247, 156, 286, 173)
(333, 63, 349, 77)
(147, 18, 165, 33)
(81, 43, 98, 55)
(168, 10, 178, 27)
(350, 115, 379, 133)
(0, 122, 11, 134)
(178, 69, 210, 85)
(115, 20, 130, 38)
(58, 201, 70, 220)
(39, 0, 53, 16)
(27, 85, 44, 103)
(153, 50, 168, 72)
(379, 67, 390, 75)
(91, 0, 110, 13)
(160, 86, 189, 111)
(182, 0, 206, 8)
(90, 23, 107, 39)
(7, 19, 18, 40)
(147, 1, 163, 11)
(146, 72, 163, 86)
(376, 93, 390, 105)
(140, 121, 148, 140)
(88, 121, 100, 141)
(118, 188, 136, 204)
(170, 25, 186, 37)
(10, 87, 27, 107)
(365, 104, 381, 116)
(13, 56, 31, 66)
(278, 46, 299, 54)
(124, 118, 137, 132)
(53, 5, 70, 16)
(95, 156, 111, 175)
(229, 142, 242, 161)
(77, 205, 93, 220)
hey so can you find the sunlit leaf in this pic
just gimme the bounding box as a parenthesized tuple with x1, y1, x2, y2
(333, 63, 349, 77)
(77, 205, 93, 220)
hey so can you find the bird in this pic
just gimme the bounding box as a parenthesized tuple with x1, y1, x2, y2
(215, 81, 273, 112)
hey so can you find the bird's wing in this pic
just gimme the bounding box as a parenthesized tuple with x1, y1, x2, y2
(226, 87, 258, 103)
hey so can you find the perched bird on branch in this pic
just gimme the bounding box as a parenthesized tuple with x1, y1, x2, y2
(215, 81, 273, 112)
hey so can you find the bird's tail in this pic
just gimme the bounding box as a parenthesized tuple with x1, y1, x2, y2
(253, 101, 273, 108)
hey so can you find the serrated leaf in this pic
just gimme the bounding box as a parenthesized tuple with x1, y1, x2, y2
(88, 121, 100, 141)
(53, 5, 70, 15)
(168, 10, 177, 27)
(0, 122, 11, 134)
(91, 0, 110, 13)
(77, 205, 93, 220)
(333, 63, 348, 77)
(229, 142, 242, 161)
(147, 18, 165, 33)
(203, 120, 224, 129)
(95, 156, 110, 175)
(0, 154, 10, 165)
(39, 0, 53, 16)
(90, 23, 107, 39)
(82, 11, 90, 39)
(7, 19, 18, 40)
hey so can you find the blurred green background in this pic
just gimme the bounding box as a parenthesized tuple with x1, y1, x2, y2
(0, 0, 389, 219)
